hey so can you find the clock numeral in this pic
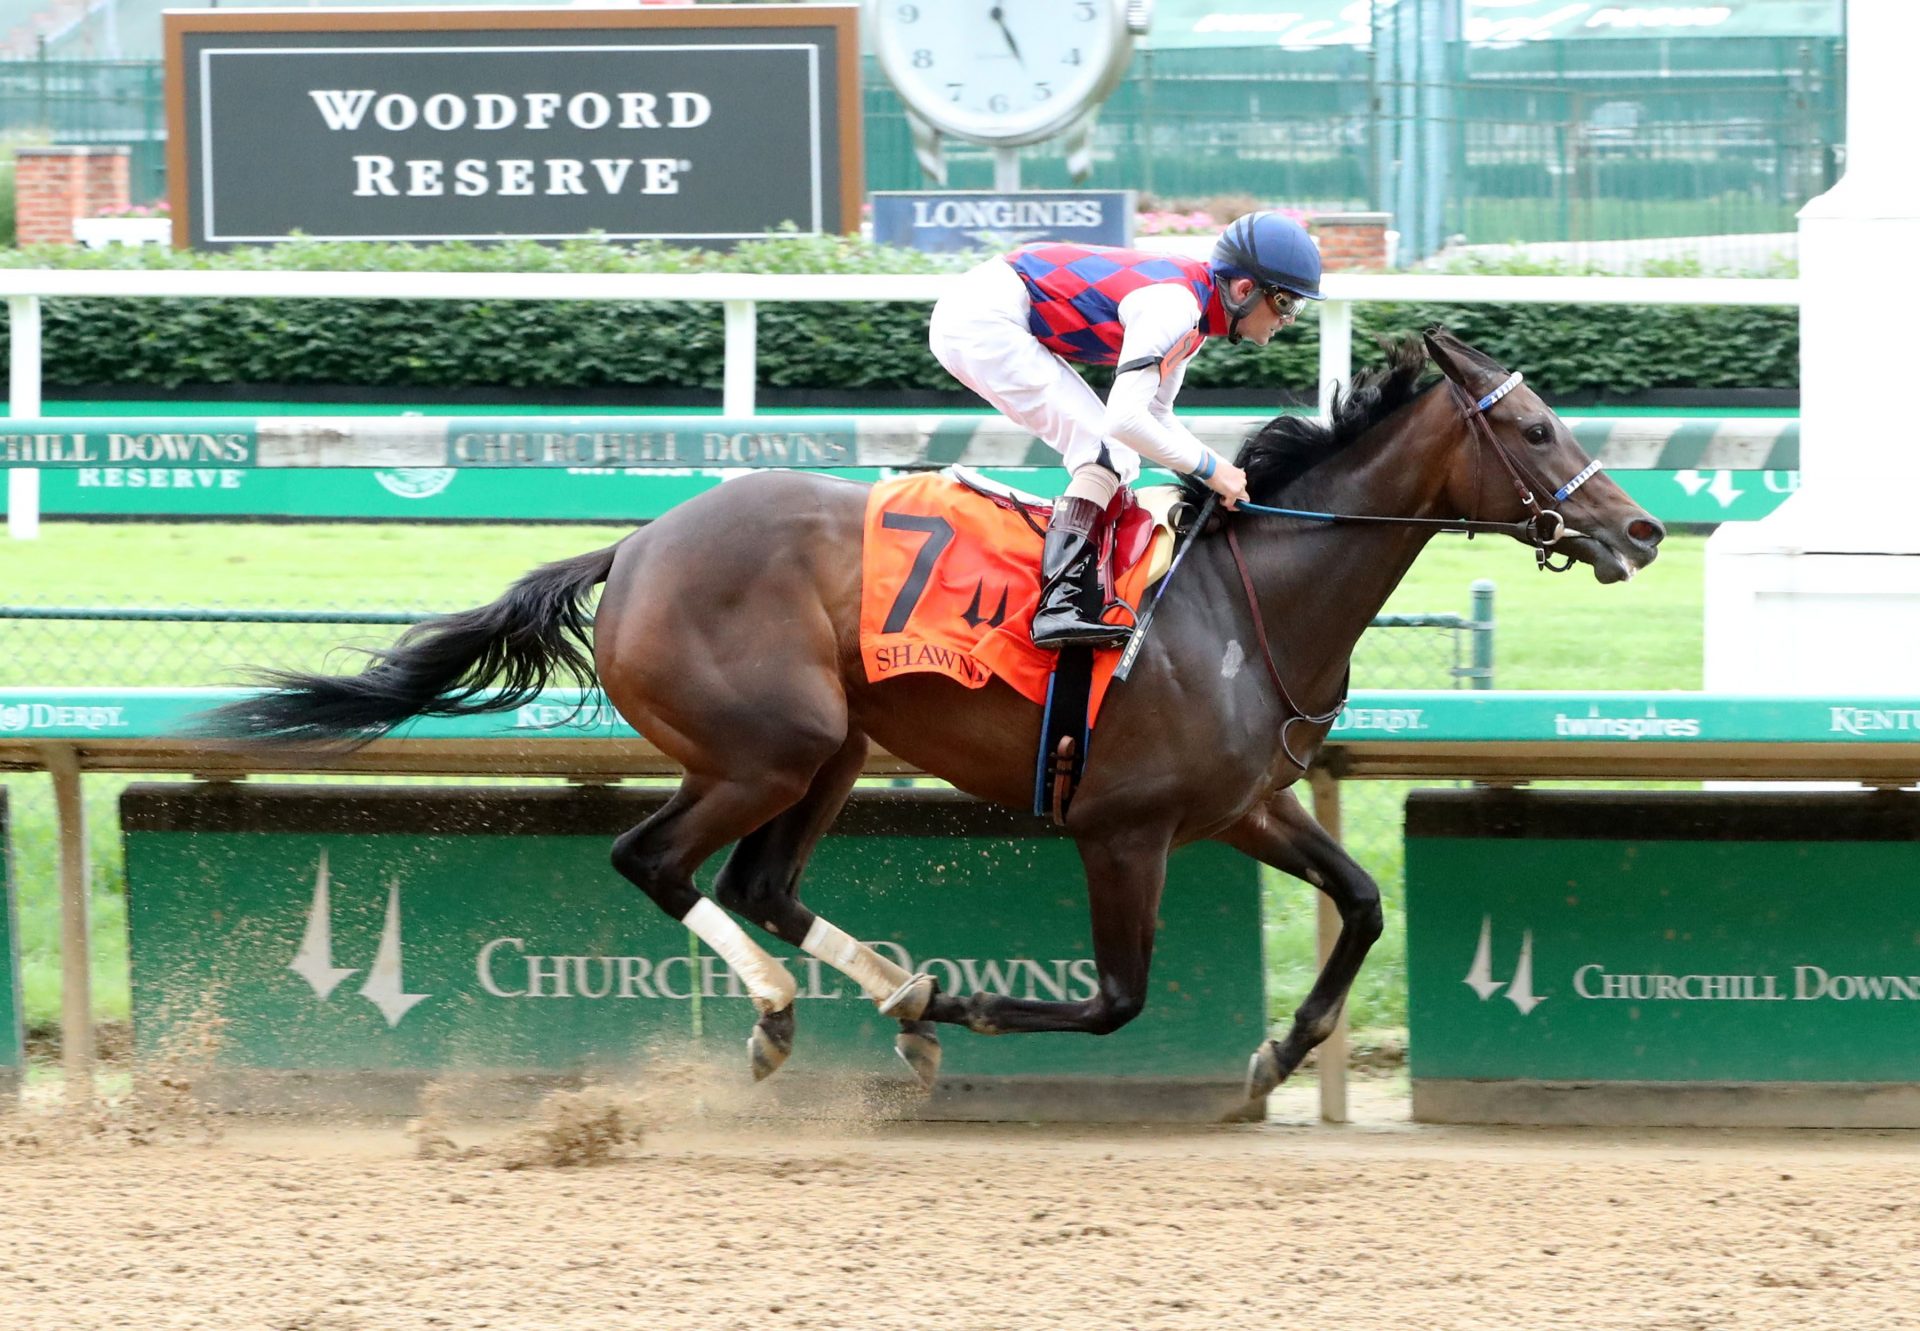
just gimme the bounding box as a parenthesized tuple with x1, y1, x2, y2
(895, 3, 920, 20)
(1063, 48, 1084, 65)
(911, 48, 934, 68)
(988, 92, 1011, 113)
(1074, 1, 1097, 18)
(1034, 82, 1053, 101)
(946, 82, 963, 102)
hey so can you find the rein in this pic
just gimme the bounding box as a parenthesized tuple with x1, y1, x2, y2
(1223, 522, 1346, 773)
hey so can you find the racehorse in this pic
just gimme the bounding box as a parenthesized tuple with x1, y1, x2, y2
(202, 329, 1663, 1103)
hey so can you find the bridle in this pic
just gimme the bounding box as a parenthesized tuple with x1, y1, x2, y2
(1213, 364, 1611, 770)
(1235, 367, 1606, 572)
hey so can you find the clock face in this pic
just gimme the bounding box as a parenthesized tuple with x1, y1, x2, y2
(873, 0, 1129, 145)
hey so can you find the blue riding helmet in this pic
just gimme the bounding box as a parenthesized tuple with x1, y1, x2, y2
(1210, 211, 1325, 340)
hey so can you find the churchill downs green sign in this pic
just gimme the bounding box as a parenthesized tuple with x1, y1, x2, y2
(123, 785, 1263, 1120)
(1407, 789, 1920, 1126)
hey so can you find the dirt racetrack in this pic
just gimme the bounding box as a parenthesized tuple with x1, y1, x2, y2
(1, 1075, 1916, 1331)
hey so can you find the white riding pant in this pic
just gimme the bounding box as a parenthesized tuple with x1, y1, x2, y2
(928, 258, 1143, 485)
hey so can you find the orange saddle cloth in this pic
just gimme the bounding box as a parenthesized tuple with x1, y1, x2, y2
(860, 471, 1164, 724)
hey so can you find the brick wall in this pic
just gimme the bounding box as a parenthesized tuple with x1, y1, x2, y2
(1310, 211, 1392, 272)
(13, 146, 131, 245)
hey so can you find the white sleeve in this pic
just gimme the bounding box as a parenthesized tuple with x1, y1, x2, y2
(1147, 356, 1214, 471)
(1099, 285, 1227, 478)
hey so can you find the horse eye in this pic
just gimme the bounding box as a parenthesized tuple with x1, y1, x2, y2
(1524, 423, 1551, 445)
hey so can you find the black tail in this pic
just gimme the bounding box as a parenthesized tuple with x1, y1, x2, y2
(198, 542, 622, 746)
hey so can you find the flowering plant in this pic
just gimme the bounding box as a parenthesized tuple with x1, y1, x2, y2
(1134, 200, 1311, 237)
(92, 201, 170, 220)
(1134, 208, 1219, 236)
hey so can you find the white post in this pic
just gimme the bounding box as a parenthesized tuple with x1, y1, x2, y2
(8, 293, 43, 540)
(1308, 769, 1350, 1125)
(993, 146, 1021, 193)
(1704, 1, 1920, 696)
(1317, 298, 1353, 420)
(722, 298, 757, 417)
(42, 744, 93, 1102)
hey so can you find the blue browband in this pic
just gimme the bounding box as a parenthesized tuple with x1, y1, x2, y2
(1475, 371, 1524, 412)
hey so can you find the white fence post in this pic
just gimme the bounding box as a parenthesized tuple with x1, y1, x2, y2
(723, 298, 757, 417)
(8, 293, 43, 540)
(1318, 297, 1353, 421)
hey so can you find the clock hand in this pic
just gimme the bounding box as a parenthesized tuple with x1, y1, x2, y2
(989, 4, 1025, 65)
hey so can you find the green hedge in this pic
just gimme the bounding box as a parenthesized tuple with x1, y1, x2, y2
(0, 235, 1798, 399)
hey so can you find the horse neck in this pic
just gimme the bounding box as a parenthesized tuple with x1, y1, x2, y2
(1220, 389, 1465, 708)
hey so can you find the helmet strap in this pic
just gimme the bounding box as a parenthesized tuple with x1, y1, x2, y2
(1219, 278, 1261, 345)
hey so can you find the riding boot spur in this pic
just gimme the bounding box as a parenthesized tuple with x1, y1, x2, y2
(1031, 496, 1130, 649)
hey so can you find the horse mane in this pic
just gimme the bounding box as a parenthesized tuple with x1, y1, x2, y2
(1178, 336, 1441, 525)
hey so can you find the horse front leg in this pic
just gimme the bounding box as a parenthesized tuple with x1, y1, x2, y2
(1219, 787, 1384, 1101)
(882, 826, 1171, 1036)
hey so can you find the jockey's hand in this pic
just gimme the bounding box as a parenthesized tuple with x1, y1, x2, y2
(1203, 461, 1250, 510)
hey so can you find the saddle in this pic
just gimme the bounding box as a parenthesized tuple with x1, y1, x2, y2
(944, 464, 1180, 592)
(859, 468, 1179, 821)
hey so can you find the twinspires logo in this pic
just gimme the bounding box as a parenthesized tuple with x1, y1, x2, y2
(1553, 704, 1701, 740)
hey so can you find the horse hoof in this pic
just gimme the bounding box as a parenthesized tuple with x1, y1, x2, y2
(1245, 1041, 1283, 1101)
(879, 972, 935, 1022)
(749, 1005, 796, 1082)
(894, 1021, 941, 1092)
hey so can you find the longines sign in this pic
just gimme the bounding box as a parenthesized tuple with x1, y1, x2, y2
(163, 5, 861, 248)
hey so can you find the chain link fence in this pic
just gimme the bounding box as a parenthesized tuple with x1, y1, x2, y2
(2, 583, 1494, 1037)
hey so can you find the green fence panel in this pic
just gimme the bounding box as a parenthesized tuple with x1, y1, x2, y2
(1406, 788, 1920, 1127)
(124, 785, 1263, 1121)
(0, 790, 20, 1099)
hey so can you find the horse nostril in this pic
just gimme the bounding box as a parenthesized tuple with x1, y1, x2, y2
(1628, 517, 1665, 547)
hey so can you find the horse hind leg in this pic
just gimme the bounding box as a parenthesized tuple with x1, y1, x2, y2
(610, 768, 828, 1077)
(712, 733, 942, 1090)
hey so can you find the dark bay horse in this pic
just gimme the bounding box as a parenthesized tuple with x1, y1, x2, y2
(204, 329, 1664, 1102)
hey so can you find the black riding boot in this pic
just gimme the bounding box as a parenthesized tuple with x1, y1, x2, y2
(1031, 496, 1130, 649)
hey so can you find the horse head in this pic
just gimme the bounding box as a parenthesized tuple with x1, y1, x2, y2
(1423, 327, 1665, 583)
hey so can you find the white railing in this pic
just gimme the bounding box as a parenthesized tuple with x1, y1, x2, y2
(3, 269, 1801, 537)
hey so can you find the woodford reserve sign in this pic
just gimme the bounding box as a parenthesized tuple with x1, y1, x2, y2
(162, 5, 861, 248)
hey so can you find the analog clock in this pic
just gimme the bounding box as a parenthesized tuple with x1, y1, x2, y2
(871, 0, 1136, 147)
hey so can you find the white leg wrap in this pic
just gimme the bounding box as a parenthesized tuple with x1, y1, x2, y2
(802, 918, 913, 1006)
(683, 899, 796, 1014)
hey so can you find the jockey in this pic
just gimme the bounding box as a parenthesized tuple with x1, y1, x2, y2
(929, 210, 1324, 649)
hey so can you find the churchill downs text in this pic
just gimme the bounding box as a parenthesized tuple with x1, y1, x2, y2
(450, 429, 853, 466)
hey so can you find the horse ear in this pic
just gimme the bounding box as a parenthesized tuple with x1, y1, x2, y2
(1423, 325, 1468, 386)
(1423, 325, 1498, 394)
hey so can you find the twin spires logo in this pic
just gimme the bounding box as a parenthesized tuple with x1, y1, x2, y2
(960, 580, 1008, 630)
(288, 850, 430, 1028)
(1463, 915, 1547, 1016)
(1553, 704, 1701, 740)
